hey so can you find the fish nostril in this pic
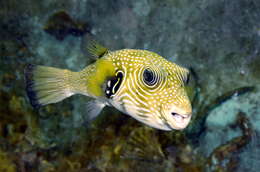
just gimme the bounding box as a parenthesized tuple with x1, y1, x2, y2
(171, 112, 178, 116)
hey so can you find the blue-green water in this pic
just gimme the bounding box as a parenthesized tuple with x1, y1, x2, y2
(0, 0, 260, 171)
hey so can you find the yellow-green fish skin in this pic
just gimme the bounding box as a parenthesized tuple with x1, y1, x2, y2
(99, 49, 192, 130)
(25, 46, 192, 131)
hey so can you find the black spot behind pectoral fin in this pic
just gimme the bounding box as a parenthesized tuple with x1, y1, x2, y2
(105, 71, 123, 98)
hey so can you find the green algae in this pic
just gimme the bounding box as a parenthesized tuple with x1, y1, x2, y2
(0, 149, 16, 172)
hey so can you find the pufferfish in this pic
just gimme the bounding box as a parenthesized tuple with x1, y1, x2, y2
(25, 41, 192, 130)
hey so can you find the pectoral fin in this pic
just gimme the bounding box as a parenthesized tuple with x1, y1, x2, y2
(86, 100, 106, 121)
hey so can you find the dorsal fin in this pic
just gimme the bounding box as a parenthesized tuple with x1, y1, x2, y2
(177, 66, 189, 85)
(171, 64, 189, 85)
(87, 39, 109, 59)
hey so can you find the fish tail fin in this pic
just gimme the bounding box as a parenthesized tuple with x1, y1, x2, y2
(24, 64, 77, 108)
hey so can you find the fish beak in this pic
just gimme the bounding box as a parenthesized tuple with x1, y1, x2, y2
(166, 106, 192, 130)
(170, 112, 192, 130)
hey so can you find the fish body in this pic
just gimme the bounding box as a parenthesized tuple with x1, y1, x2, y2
(25, 42, 192, 130)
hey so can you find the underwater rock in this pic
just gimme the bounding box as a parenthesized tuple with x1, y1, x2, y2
(44, 10, 90, 41)
(132, 0, 151, 17)
(207, 111, 253, 171)
(186, 85, 255, 143)
(0, 17, 31, 62)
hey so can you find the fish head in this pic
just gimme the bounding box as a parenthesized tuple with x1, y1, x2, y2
(107, 50, 192, 130)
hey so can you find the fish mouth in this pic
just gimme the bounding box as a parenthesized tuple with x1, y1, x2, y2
(170, 112, 192, 130)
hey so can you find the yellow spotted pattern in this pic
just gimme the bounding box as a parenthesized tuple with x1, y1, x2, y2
(101, 49, 191, 121)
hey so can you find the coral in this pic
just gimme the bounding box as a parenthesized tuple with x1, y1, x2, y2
(122, 127, 165, 163)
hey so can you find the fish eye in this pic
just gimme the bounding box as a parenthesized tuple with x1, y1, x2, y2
(143, 68, 157, 86)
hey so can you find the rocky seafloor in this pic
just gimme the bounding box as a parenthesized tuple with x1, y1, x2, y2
(0, 0, 260, 171)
